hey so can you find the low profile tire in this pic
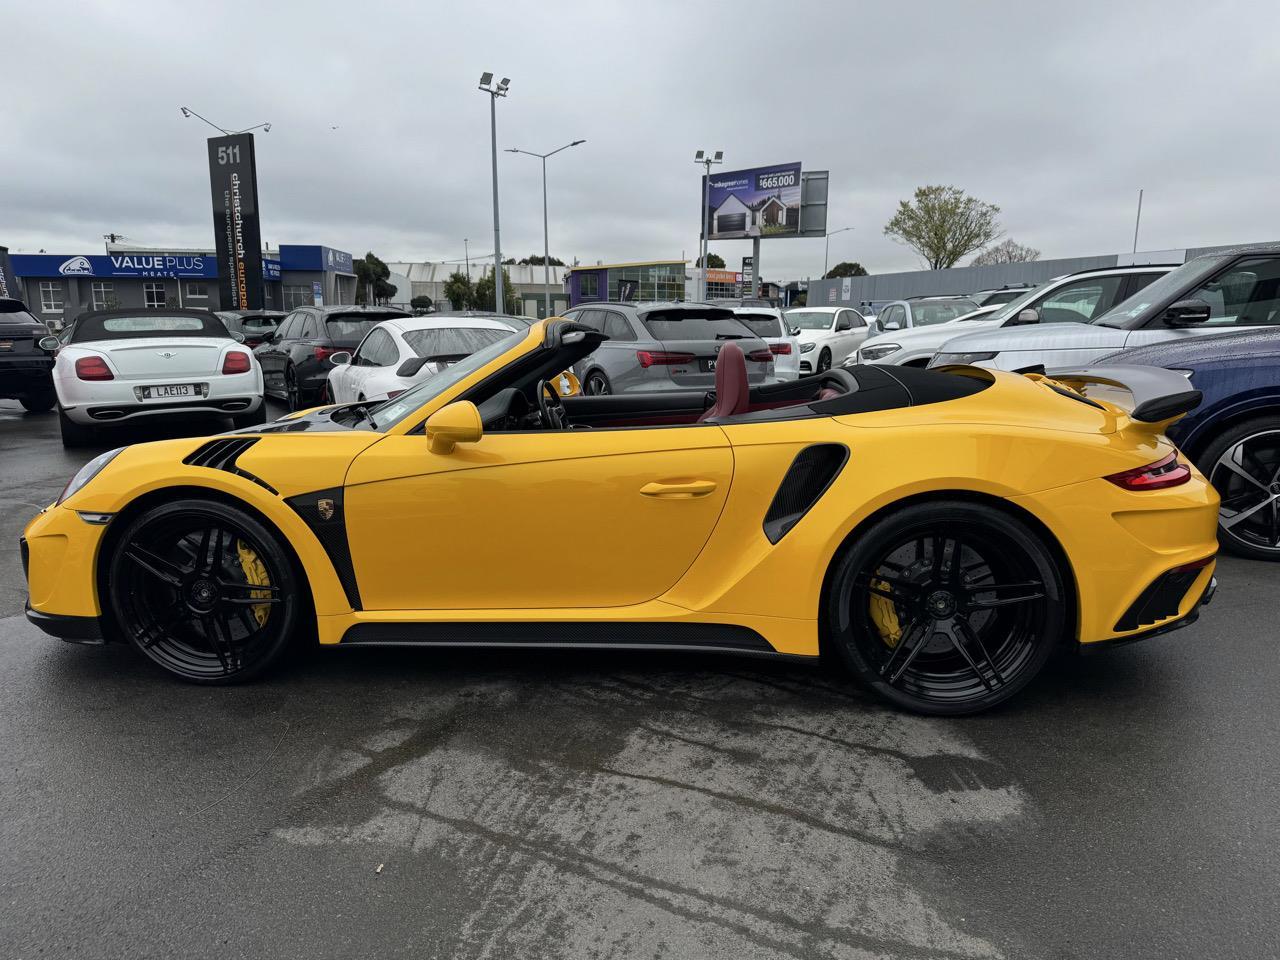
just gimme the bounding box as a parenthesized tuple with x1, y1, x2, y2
(20, 389, 56, 413)
(58, 407, 93, 447)
(817, 348, 832, 373)
(285, 365, 302, 412)
(584, 370, 612, 396)
(232, 403, 267, 429)
(1198, 415, 1280, 561)
(826, 500, 1066, 716)
(106, 499, 302, 684)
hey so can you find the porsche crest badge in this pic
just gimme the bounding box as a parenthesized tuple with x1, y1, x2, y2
(317, 498, 336, 521)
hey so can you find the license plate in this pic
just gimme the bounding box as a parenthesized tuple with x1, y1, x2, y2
(702, 359, 717, 372)
(145, 383, 196, 399)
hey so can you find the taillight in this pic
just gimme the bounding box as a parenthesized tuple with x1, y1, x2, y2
(314, 345, 337, 363)
(1105, 453, 1191, 491)
(747, 348, 774, 363)
(75, 356, 113, 381)
(769, 342, 792, 356)
(636, 350, 695, 368)
(221, 351, 251, 375)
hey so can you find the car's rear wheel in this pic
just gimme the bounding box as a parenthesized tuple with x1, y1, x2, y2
(285, 365, 302, 411)
(107, 499, 301, 684)
(58, 408, 93, 447)
(20, 388, 56, 413)
(584, 370, 612, 396)
(817, 348, 832, 373)
(1200, 416, 1280, 561)
(827, 501, 1066, 715)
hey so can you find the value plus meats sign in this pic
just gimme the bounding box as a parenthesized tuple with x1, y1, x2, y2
(207, 133, 264, 310)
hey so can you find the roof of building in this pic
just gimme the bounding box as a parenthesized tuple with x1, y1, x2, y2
(566, 260, 687, 273)
(387, 261, 568, 285)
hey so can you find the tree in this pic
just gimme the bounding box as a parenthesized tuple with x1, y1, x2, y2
(519, 254, 565, 266)
(883, 185, 1002, 270)
(696, 253, 725, 269)
(355, 252, 397, 304)
(410, 295, 434, 313)
(442, 271, 473, 311)
(970, 239, 1041, 266)
(824, 261, 868, 279)
(474, 265, 520, 314)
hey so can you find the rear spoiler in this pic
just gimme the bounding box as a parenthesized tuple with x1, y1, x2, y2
(1042, 364, 1202, 425)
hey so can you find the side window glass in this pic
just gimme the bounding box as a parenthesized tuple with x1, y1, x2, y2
(1038, 276, 1123, 324)
(1187, 257, 1280, 326)
(1125, 272, 1163, 300)
(278, 313, 302, 340)
(577, 309, 605, 332)
(303, 314, 322, 339)
(604, 312, 635, 341)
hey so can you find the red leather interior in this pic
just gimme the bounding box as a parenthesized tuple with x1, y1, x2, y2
(697, 342, 750, 422)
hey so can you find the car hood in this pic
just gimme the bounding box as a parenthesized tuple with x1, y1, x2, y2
(863, 318, 1001, 350)
(937, 322, 1126, 354)
(1104, 327, 1280, 367)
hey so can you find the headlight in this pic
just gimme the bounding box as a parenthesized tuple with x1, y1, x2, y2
(859, 343, 901, 362)
(800, 341, 817, 354)
(57, 447, 124, 505)
(928, 351, 997, 369)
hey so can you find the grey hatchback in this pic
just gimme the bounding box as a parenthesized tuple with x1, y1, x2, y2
(563, 302, 773, 395)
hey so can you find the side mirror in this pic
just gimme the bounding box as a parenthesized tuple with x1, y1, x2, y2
(881, 320, 901, 331)
(38, 335, 60, 353)
(1163, 299, 1212, 326)
(1013, 308, 1040, 326)
(259, 331, 276, 343)
(231, 331, 246, 344)
(425, 400, 483, 455)
(329, 351, 352, 366)
(396, 356, 430, 378)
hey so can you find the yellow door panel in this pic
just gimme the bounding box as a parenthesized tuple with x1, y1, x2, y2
(345, 427, 734, 610)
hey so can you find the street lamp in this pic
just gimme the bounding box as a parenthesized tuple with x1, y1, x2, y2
(823, 226, 854, 277)
(478, 74, 510, 314)
(506, 140, 586, 317)
(179, 106, 271, 136)
(694, 150, 723, 301)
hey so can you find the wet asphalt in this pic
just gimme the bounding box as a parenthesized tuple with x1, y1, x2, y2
(0, 399, 1276, 960)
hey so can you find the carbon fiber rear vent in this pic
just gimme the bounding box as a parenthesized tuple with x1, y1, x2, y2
(182, 438, 277, 493)
(762, 444, 849, 544)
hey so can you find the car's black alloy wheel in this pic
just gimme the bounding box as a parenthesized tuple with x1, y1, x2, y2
(585, 371, 611, 396)
(1201, 417, 1280, 560)
(107, 500, 301, 683)
(828, 501, 1065, 715)
(285, 366, 301, 411)
(817, 349, 832, 373)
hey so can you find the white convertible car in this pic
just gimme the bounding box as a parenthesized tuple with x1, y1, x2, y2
(46, 308, 265, 447)
(327, 315, 517, 404)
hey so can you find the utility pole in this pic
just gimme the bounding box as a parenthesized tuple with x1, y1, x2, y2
(694, 150, 723, 300)
(478, 73, 510, 312)
(506, 140, 586, 317)
(1132, 189, 1144, 254)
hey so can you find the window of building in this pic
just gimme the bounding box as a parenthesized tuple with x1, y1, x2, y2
(90, 281, 114, 310)
(39, 281, 64, 313)
(284, 284, 314, 310)
(185, 281, 208, 299)
(143, 282, 168, 309)
(607, 264, 686, 302)
(263, 286, 274, 307)
(579, 274, 600, 300)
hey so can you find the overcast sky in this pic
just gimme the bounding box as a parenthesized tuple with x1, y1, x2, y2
(5, 0, 1279, 281)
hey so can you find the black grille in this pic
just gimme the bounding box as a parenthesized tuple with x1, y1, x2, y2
(1115, 565, 1204, 632)
(286, 487, 362, 610)
(182, 438, 277, 494)
(19, 537, 30, 584)
(762, 444, 849, 544)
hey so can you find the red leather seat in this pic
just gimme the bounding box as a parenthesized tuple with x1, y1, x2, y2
(697, 342, 751, 421)
(815, 387, 842, 401)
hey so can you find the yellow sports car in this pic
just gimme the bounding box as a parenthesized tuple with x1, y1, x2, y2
(22, 317, 1220, 714)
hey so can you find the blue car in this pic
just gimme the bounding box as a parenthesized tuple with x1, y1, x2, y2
(1103, 327, 1280, 561)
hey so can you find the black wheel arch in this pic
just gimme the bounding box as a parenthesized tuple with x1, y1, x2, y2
(817, 490, 1079, 656)
(1182, 403, 1280, 465)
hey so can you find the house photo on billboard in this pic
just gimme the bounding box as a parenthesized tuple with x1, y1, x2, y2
(703, 162, 802, 240)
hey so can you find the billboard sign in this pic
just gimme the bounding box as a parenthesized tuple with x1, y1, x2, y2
(0, 246, 16, 299)
(208, 133, 265, 310)
(10, 253, 217, 279)
(702, 162, 802, 241)
(741, 256, 754, 291)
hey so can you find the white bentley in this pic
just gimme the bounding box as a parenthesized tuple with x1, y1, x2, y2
(45, 308, 265, 447)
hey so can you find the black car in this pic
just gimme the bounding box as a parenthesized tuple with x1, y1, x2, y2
(0, 298, 56, 412)
(215, 309, 286, 350)
(253, 305, 411, 410)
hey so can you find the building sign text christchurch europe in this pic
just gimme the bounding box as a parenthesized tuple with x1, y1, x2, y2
(207, 133, 265, 310)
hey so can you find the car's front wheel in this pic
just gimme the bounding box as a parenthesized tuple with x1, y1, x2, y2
(817, 348, 832, 373)
(1199, 415, 1280, 561)
(285, 365, 301, 411)
(106, 499, 302, 683)
(20, 388, 56, 413)
(827, 500, 1066, 715)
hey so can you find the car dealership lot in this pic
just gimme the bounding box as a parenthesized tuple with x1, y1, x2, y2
(1, 400, 1277, 959)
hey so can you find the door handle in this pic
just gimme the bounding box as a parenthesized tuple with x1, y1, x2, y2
(640, 479, 718, 499)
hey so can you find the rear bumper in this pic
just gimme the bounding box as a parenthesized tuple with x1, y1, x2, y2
(63, 394, 263, 424)
(1080, 575, 1216, 653)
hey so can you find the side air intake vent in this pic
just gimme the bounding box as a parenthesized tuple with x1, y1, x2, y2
(762, 444, 849, 544)
(182, 438, 277, 493)
(286, 487, 362, 610)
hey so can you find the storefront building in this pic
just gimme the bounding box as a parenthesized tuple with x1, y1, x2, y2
(566, 260, 686, 307)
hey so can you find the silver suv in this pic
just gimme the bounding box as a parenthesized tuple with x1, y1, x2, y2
(563, 302, 773, 395)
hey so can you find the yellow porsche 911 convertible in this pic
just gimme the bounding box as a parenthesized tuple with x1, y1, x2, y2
(22, 315, 1219, 714)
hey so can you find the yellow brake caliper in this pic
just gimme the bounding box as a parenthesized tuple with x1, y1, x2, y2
(869, 578, 903, 649)
(235, 540, 273, 628)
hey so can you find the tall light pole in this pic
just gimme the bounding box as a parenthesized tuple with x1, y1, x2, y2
(179, 106, 271, 136)
(694, 150, 723, 301)
(506, 139, 586, 317)
(478, 74, 510, 313)
(823, 226, 854, 277)
(1132, 189, 1144, 254)
(463, 238, 471, 283)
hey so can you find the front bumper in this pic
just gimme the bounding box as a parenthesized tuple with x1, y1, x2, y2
(25, 601, 103, 644)
(21, 505, 109, 621)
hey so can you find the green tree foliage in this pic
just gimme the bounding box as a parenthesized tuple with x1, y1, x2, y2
(520, 254, 566, 266)
(442, 271, 474, 310)
(970, 239, 1041, 266)
(883, 186, 1002, 269)
(474, 266, 520, 314)
(354, 252, 397, 304)
(410, 295, 434, 313)
(824, 261, 868, 279)
(695, 253, 726, 269)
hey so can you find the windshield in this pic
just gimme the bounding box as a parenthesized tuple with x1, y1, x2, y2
(910, 301, 978, 326)
(736, 313, 783, 337)
(70, 313, 229, 342)
(784, 310, 836, 330)
(1091, 256, 1230, 327)
(403, 326, 512, 358)
(370, 329, 523, 429)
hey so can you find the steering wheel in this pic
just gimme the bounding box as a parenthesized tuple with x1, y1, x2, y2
(536, 379, 566, 430)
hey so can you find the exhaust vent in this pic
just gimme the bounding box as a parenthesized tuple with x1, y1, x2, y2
(183, 438, 277, 494)
(762, 444, 849, 544)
